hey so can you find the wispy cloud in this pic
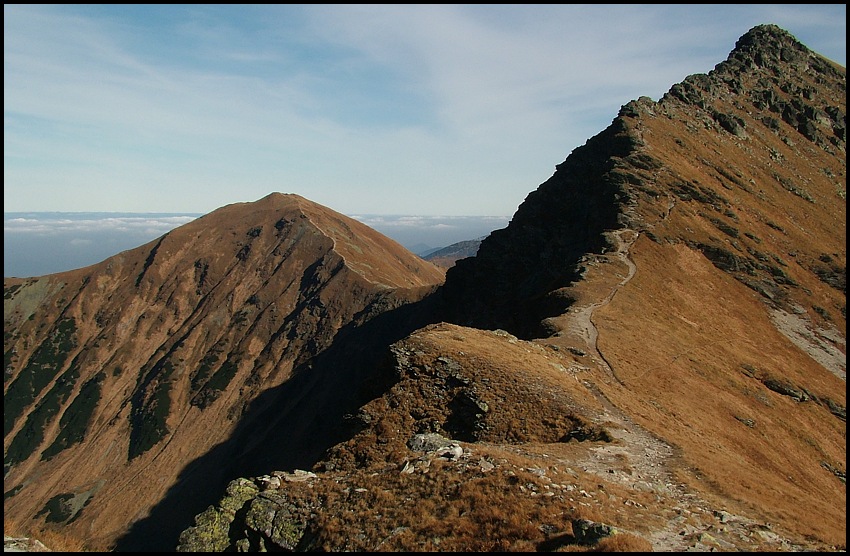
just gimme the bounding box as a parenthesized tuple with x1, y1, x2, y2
(353, 214, 510, 229)
(4, 214, 198, 235)
(4, 4, 845, 217)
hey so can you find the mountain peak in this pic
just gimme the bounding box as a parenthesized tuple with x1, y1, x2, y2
(734, 23, 806, 54)
(178, 193, 445, 290)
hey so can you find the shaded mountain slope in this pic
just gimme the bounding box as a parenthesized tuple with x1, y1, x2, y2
(4, 193, 444, 550)
(422, 236, 485, 269)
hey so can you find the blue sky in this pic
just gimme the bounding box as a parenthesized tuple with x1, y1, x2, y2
(4, 4, 846, 218)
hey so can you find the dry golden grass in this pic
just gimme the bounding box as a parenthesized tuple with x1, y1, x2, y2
(31, 527, 88, 552)
(4, 515, 93, 552)
(590, 533, 654, 552)
(592, 234, 845, 547)
(291, 312, 840, 551)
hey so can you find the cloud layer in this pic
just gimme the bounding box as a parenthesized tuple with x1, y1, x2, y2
(4, 212, 509, 277)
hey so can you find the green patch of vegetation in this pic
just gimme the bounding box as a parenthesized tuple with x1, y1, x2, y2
(4, 318, 77, 437)
(4, 283, 22, 300)
(775, 173, 815, 202)
(41, 372, 105, 460)
(672, 180, 730, 208)
(136, 236, 166, 287)
(765, 220, 785, 233)
(189, 348, 223, 401)
(128, 358, 175, 460)
(767, 264, 797, 286)
(231, 311, 249, 326)
(236, 244, 251, 262)
(35, 490, 94, 525)
(4, 356, 82, 467)
(38, 493, 76, 523)
(708, 216, 740, 238)
(194, 259, 210, 294)
(192, 356, 239, 409)
(812, 305, 831, 320)
(4, 484, 23, 500)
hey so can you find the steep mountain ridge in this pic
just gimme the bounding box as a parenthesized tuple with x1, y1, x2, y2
(175, 24, 844, 552)
(443, 24, 845, 343)
(4, 24, 846, 552)
(437, 22, 846, 546)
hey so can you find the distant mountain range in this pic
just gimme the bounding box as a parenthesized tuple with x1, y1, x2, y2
(4, 25, 845, 552)
(421, 236, 486, 267)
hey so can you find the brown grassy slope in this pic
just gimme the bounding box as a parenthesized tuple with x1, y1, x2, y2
(591, 236, 845, 546)
(429, 23, 845, 550)
(3, 192, 445, 551)
(544, 26, 846, 547)
(304, 324, 663, 551)
(177, 323, 694, 551)
(178, 319, 837, 551)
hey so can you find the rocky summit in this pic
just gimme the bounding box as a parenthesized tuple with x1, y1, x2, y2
(4, 25, 846, 552)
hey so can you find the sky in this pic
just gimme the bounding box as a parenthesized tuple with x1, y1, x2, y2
(4, 4, 847, 219)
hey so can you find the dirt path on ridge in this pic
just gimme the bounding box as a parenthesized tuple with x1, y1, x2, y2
(549, 228, 809, 551)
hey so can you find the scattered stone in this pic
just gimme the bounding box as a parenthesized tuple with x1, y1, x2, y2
(571, 518, 619, 545)
(435, 444, 464, 461)
(258, 475, 282, 490)
(407, 432, 455, 452)
(274, 469, 317, 482)
(3, 537, 51, 552)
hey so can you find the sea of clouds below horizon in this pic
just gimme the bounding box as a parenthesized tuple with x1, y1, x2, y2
(4, 212, 510, 278)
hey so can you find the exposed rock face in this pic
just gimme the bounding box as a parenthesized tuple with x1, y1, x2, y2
(4, 25, 846, 553)
(4, 193, 444, 551)
(441, 117, 637, 339)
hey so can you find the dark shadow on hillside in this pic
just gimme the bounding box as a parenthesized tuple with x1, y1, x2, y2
(439, 116, 639, 340)
(113, 289, 442, 552)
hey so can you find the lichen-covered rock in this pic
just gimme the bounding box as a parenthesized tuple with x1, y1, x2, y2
(175, 478, 259, 552)
(243, 493, 309, 551)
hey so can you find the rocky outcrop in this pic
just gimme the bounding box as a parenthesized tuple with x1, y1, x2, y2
(440, 116, 640, 339)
